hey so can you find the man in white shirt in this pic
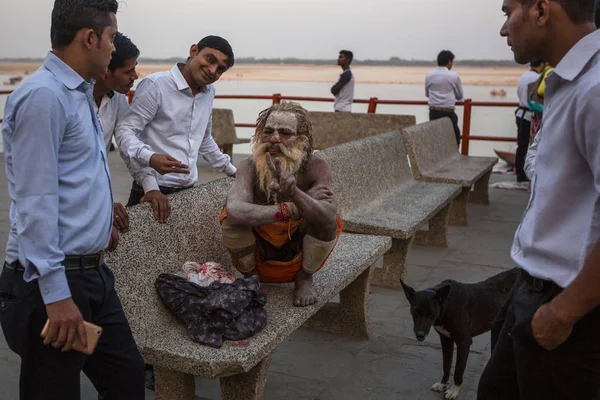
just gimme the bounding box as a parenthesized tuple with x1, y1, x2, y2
(93, 31, 139, 233)
(425, 50, 464, 146)
(477, 1, 600, 399)
(116, 35, 236, 224)
(514, 59, 544, 183)
(330, 50, 355, 112)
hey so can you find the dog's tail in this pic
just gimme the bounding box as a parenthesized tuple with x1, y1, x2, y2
(485, 267, 520, 292)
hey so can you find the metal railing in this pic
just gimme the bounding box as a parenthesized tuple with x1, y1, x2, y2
(3, 89, 519, 156)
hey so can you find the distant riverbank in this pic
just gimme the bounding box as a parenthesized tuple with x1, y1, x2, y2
(0, 62, 526, 86)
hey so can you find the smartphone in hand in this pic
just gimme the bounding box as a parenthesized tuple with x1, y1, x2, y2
(41, 319, 103, 355)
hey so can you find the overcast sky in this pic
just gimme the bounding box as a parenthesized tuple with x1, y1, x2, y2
(0, 0, 514, 61)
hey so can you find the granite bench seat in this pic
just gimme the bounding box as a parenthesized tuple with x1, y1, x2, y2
(106, 178, 391, 400)
(319, 131, 461, 288)
(212, 108, 251, 157)
(309, 111, 416, 150)
(402, 118, 498, 226)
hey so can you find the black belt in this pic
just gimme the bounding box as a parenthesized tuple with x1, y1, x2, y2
(131, 181, 193, 195)
(4, 252, 105, 272)
(521, 270, 560, 293)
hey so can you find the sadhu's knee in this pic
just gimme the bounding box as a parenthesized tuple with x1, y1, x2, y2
(221, 218, 256, 273)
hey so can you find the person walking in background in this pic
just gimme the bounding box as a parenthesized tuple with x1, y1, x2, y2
(527, 60, 553, 141)
(0, 0, 145, 398)
(330, 50, 355, 112)
(426, 50, 464, 146)
(514, 59, 544, 184)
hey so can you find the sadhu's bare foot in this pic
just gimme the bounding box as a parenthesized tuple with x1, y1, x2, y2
(293, 269, 318, 307)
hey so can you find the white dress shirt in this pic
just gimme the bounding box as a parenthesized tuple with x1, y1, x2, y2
(93, 91, 129, 152)
(516, 70, 540, 121)
(511, 29, 600, 288)
(425, 67, 464, 109)
(115, 64, 236, 193)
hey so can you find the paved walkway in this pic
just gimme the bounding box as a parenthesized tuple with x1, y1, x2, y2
(0, 151, 529, 399)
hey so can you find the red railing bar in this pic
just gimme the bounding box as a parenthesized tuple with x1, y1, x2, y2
(1, 89, 523, 155)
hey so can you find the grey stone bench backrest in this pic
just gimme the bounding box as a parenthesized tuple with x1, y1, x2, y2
(105, 178, 234, 332)
(309, 111, 416, 150)
(211, 109, 238, 147)
(317, 131, 413, 218)
(402, 118, 459, 178)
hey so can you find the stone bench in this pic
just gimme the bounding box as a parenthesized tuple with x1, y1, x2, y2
(212, 109, 251, 157)
(106, 178, 391, 400)
(309, 111, 416, 150)
(402, 118, 498, 226)
(318, 131, 461, 288)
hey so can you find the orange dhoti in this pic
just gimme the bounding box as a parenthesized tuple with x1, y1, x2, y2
(219, 207, 343, 283)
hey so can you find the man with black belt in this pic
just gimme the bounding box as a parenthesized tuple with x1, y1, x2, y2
(478, 0, 600, 399)
(116, 35, 237, 224)
(0, 1, 145, 398)
(514, 60, 544, 184)
(425, 50, 464, 146)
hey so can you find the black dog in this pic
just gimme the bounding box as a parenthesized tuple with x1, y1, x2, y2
(401, 268, 519, 399)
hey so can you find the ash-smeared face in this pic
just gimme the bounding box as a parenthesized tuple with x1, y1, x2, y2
(252, 111, 309, 200)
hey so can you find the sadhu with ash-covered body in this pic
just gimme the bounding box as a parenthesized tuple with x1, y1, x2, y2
(220, 102, 343, 307)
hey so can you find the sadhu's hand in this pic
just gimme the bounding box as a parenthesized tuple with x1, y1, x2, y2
(113, 202, 129, 232)
(266, 153, 296, 199)
(531, 302, 575, 351)
(306, 185, 334, 203)
(149, 153, 190, 175)
(140, 190, 171, 223)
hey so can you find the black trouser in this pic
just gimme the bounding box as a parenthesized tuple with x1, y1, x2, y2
(429, 109, 460, 147)
(0, 264, 145, 400)
(126, 181, 193, 207)
(515, 116, 531, 182)
(478, 270, 600, 400)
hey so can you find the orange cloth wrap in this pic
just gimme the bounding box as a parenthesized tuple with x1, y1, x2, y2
(219, 206, 343, 283)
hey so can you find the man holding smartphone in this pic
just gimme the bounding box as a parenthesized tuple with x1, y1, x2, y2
(0, 1, 145, 399)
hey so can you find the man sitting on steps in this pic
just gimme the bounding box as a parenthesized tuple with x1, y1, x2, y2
(220, 102, 343, 307)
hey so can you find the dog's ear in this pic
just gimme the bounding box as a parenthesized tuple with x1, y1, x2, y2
(435, 285, 451, 304)
(400, 280, 415, 301)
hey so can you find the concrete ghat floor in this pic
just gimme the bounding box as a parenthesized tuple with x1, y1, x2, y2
(0, 151, 529, 400)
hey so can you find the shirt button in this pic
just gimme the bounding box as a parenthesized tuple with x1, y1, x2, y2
(0, 301, 5, 308)
(43, 288, 50, 295)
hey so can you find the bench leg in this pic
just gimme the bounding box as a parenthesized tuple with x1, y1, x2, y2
(469, 170, 492, 205)
(414, 202, 452, 248)
(154, 367, 196, 400)
(220, 353, 273, 400)
(372, 237, 414, 289)
(222, 144, 233, 158)
(304, 265, 373, 339)
(449, 187, 470, 226)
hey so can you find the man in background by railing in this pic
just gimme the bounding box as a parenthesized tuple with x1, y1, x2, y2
(514, 59, 544, 184)
(330, 50, 355, 112)
(425, 50, 464, 146)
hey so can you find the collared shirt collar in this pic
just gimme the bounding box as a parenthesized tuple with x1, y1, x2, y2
(44, 51, 88, 91)
(170, 62, 210, 94)
(171, 63, 191, 91)
(553, 29, 600, 82)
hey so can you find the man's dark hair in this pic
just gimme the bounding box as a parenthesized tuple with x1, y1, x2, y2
(108, 32, 140, 71)
(596, 0, 600, 26)
(51, 0, 118, 49)
(196, 35, 235, 68)
(519, 0, 596, 24)
(339, 50, 354, 63)
(530, 59, 545, 67)
(437, 50, 455, 67)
